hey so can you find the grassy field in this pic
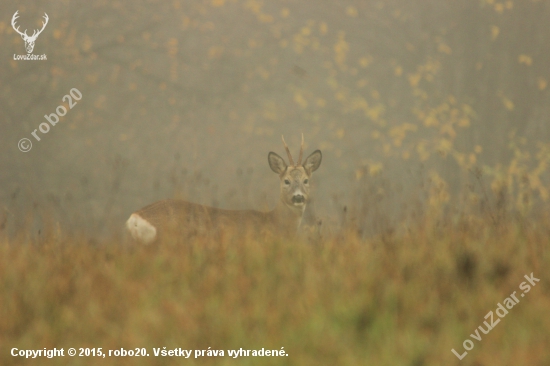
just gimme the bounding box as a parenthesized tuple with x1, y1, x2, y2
(1, 213, 549, 366)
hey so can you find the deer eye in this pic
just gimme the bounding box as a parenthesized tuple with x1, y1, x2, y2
(284, 179, 290, 185)
(304, 179, 309, 184)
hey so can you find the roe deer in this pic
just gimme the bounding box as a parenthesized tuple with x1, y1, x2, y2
(126, 135, 322, 244)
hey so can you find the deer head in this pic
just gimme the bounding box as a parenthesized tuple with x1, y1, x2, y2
(12, 11, 49, 54)
(268, 134, 322, 214)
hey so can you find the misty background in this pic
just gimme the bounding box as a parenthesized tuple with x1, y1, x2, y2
(1, 0, 550, 239)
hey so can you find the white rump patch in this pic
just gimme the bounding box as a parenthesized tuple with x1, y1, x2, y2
(126, 213, 157, 245)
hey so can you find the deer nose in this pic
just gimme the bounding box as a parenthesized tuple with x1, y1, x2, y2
(292, 194, 305, 203)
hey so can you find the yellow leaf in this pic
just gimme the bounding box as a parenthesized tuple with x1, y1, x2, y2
(293, 92, 308, 108)
(458, 118, 470, 128)
(491, 25, 500, 40)
(538, 78, 547, 91)
(256, 67, 269, 80)
(258, 14, 273, 23)
(333, 32, 349, 68)
(366, 105, 384, 121)
(538, 185, 549, 201)
(424, 114, 439, 127)
(438, 42, 452, 55)
(82, 37, 92, 52)
(346, 6, 358, 17)
(417, 142, 430, 161)
(201, 22, 215, 31)
(334, 91, 346, 101)
(86, 74, 98, 85)
(359, 57, 372, 68)
(281, 8, 289, 18)
(518, 54, 532, 66)
(438, 138, 452, 152)
(440, 124, 456, 139)
(502, 97, 515, 111)
(181, 17, 190, 30)
(408, 73, 421, 87)
(319, 22, 328, 35)
(356, 79, 368, 88)
(369, 163, 383, 176)
(208, 46, 224, 58)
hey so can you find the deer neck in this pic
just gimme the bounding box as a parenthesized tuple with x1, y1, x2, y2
(271, 198, 305, 233)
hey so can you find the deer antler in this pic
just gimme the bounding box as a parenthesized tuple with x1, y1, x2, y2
(31, 13, 49, 39)
(11, 11, 48, 40)
(281, 135, 295, 166)
(11, 11, 27, 38)
(296, 133, 304, 166)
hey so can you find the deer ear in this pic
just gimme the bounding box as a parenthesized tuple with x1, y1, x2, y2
(268, 152, 287, 174)
(303, 150, 322, 174)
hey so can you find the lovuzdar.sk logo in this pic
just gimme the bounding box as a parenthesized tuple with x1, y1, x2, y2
(12, 10, 48, 61)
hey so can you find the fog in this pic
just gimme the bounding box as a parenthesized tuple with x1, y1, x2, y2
(2, 0, 550, 239)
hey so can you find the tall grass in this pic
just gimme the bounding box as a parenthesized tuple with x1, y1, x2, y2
(1, 205, 549, 366)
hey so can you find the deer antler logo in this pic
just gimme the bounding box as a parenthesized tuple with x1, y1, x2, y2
(11, 11, 49, 54)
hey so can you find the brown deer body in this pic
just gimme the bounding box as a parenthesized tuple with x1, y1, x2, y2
(126, 135, 322, 244)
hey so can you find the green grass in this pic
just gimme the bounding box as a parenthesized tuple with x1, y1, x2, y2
(0, 217, 549, 366)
